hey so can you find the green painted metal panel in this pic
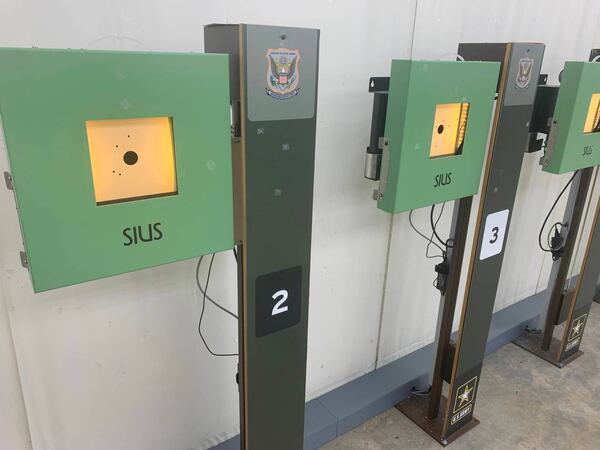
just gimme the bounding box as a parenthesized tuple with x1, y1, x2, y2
(0, 48, 233, 292)
(544, 62, 600, 174)
(378, 60, 499, 214)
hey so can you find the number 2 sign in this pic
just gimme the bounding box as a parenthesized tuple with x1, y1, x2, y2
(255, 266, 302, 337)
(271, 290, 289, 316)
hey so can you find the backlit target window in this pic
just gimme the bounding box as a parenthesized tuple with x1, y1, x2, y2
(85, 116, 178, 205)
(583, 93, 600, 134)
(430, 102, 470, 158)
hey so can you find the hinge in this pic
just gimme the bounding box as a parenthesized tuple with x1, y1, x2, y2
(4, 171, 13, 190)
(20, 251, 29, 269)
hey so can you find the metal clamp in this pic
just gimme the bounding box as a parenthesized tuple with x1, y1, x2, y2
(539, 118, 558, 167)
(4, 171, 13, 190)
(20, 251, 29, 269)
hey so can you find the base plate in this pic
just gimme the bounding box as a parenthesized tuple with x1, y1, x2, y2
(513, 332, 584, 368)
(396, 395, 479, 446)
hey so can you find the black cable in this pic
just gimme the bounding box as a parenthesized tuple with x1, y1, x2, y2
(430, 204, 453, 248)
(196, 255, 238, 319)
(430, 205, 445, 246)
(428, 202, 454, 294)
(538, 171, 578, 252)
(408, 209, 445, 256)
(197, 254, 238, 357)
(426, 202, 447, 259)
(525, 325, 542, 335)
(410, 384, 432, 397)
(409, 207, 453, 293)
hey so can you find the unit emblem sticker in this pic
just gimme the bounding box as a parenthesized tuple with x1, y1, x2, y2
(516, 57, 534, 89)
(266, 48, 300, 100)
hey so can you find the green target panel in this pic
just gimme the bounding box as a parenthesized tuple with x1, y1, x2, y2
(377, 60, 500, 214)
(0, 48, 233, 292)
(543, 62, 600, 174)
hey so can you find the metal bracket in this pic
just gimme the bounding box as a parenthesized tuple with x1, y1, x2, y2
(539, 118, 558, 167)
(376, 138, 390, 200)
(368, 77, 390, 93)
(4, 171, 13, 190)
(20, 251, 29, 269)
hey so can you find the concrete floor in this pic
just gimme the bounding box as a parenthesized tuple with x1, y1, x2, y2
(321, 302, 600, 450)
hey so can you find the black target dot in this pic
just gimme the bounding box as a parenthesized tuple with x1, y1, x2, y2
(437, 125, 444, 134)
(123, 151, 138, 165)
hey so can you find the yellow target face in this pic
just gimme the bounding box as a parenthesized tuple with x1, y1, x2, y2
(583, 93, 600, 134)
(430, 102, 470, 159)
(85, 116, 177, 205)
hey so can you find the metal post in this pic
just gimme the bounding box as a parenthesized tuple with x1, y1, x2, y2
(541, 168, 593, 350)
(205, 24, 319, 449)
(397, 42, 545, 445)
(428, 197, 473, 420)
(515, 49, 600, 366)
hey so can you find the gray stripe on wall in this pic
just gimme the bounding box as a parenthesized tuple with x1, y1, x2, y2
(212, 289, 549, 450)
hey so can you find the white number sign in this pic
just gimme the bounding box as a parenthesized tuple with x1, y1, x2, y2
(480, 209, 509, 260)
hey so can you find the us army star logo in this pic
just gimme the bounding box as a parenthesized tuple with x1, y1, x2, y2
(453, 376, 478, 413)
(458, 386, 472, 407)
(568, 314, 587, 342)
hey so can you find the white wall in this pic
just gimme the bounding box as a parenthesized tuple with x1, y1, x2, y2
(377, 0, 600, 366)
(1, 1, 600, 449)
(0, 276, 31, 450)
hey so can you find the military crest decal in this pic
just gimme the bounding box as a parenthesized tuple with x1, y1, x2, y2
(516, 57, 534, 89)
(266, 48, 300, 100)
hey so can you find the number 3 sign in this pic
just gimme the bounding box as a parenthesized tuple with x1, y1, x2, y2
(480, 209, 510, 260)
(255, 266, 302, 337)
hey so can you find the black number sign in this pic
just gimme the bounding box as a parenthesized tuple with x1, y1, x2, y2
(255, 266, 302, 337)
